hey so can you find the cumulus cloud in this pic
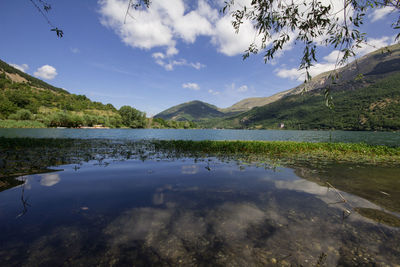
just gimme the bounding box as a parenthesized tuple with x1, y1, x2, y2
(34, 65, 58, 80)
(99, 0, 395, 73)
(10, 63, 29, 72)
(182, 82, 200, 90)
(368, 6, 396, 22)
(98, 0, 265, 60)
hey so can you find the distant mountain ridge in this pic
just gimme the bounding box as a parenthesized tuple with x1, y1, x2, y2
(155, 44, 400, 130)
(154, 100, 226, 121)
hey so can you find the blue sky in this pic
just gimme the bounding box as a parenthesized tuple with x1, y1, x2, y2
(0, 0, 398, 116)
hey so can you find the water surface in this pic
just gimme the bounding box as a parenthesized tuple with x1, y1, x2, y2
(1, 128, 399, 146)
(0, 158, 399, 266)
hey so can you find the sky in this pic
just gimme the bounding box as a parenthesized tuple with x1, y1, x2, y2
(0, 0, 398, 116)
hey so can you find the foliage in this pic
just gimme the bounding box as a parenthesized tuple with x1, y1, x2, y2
(0, 59, 67, 93)
(8, 109, 33, 120)
(1, 137, 400, 182)
(154, 100, 225, 121)
(0, 120, 46, 128)
(151, 117, 197, 129)
(224, 0, 400, 82)
(119, 105, 147, 128)
(0, 60, 191, 129)
(201, 72, 400, 131)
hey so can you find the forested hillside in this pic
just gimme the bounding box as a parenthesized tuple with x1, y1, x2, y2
(0, 60, 195, 129)
(211, 73, 400, 131)
(154, 100, 227, 121)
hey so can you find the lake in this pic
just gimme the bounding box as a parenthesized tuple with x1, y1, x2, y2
(1, 130, 400, 265)
(1, 128, 400, 146)
(0, 157, 399, 266)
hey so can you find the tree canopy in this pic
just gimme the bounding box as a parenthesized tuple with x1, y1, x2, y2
(223, 0, 399, 82)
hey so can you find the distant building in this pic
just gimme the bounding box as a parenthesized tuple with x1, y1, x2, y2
(280, 123, 285, 129)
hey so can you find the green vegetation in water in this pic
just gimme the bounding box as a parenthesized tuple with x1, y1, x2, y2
(153, 140, 400, 165)
(0, 119, 46, 128)
(354, 208, 400, 227)
(1, 138, 400, 214)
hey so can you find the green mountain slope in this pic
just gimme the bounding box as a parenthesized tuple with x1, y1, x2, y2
(0, 59, 68, 93)
(213, 72, 400, 130)
(0, 60, 124, 127)
(222, 89, 292, 113)
(154, 100, 226, 121)
(223, 43, 400, 113)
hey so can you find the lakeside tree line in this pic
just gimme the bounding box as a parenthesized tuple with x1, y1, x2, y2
(0, 71, 196, 129)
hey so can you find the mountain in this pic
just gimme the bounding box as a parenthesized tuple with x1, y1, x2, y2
(223, 43, 400, 112)
(212, 44, 400, 130)
(0, 59, 123, 127)
(222, 90, 292, 113)
(0, 59, 68, 94)
(154, 100, 226, 121)
(214, 72, 400, 130)
(157, 44, 400, 130)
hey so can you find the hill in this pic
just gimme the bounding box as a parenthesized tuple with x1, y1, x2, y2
(0, 59, 68, 94)
(154, 100, 226, 121)
(214, 44, 400, 130)
(213, 72, 400, 130)
(221, 43, 400, 113)
(222, 90, 292, 113)
(0, 59, 197, 129)
(158, 44, 400, 130)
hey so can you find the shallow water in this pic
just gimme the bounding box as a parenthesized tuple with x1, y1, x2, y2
(1, 128, 400, 146)
(0, 158, 399, 266)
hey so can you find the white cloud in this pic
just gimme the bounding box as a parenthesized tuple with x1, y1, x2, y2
(182, 82, 200, 90)
(152, 52, 165, 59)
(211, 15, 259, 56)
(166, 46, 179, 56)
(154, 57, 205, 71)
(10, 63, 29, 72)
(356, 35, 396, 56)
(40, 174, 61, 187)
(227, 83, 250, 93)
(34, 65, 58, 80)
(208, 89, 220, 95)
(98, 0, 263, 59)
(99, 0, 393, 70)
(189, 62, 205, 70)
(237, 85, 248, 92)
(368, 6, 396, 22)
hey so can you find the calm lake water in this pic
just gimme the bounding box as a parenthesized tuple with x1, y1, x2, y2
(1, 128, 400, 146)
(1, 129, 400, 265)
(0, 157, 399, 266)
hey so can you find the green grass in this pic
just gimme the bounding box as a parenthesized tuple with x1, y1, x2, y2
(0, 119, 46, 128)
(153, 140, 400, 165)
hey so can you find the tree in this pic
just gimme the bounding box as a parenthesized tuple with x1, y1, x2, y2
(118, 105, 147, 128)
(223, 0, 399, 82)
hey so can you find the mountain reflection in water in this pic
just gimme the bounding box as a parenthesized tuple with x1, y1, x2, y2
(0, 158, 399, 266)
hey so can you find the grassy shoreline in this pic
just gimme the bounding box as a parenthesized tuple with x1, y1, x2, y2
(153, 140, 400, 165)
(1, 138, 400, 180)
